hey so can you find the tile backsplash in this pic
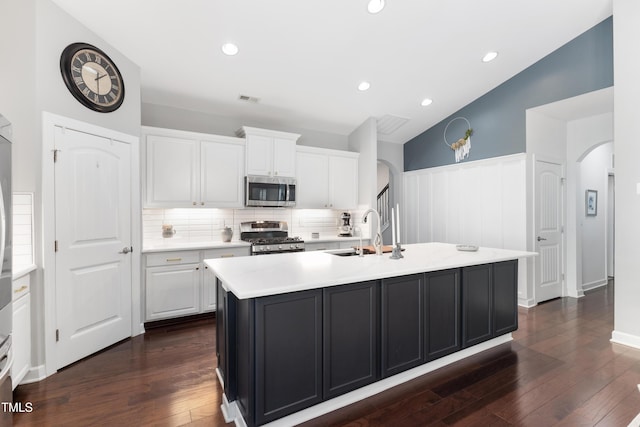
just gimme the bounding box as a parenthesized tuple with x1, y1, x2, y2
(143, 207, 370, 242)
(13, 192, 34, 270)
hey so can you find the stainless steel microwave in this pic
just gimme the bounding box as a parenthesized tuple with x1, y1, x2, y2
(245, 175, 296, 207)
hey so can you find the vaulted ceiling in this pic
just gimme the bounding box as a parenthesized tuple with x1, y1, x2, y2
(51, 0, 613, 143)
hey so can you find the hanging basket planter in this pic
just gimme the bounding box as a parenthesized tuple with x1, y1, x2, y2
(444, 117, 473, 163)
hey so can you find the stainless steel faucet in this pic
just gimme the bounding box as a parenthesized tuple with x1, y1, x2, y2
(361, 208, 383, 255)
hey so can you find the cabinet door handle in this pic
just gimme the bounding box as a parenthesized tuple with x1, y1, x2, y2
(192, 201, 197, 206)
(221, 254, 235, 258)
(166, 257, 182, 262)
(14, 285, 28, 293)
(196, 267, 200, 271)
(537, 236, 547, 242)
(201, 202, 205, 206)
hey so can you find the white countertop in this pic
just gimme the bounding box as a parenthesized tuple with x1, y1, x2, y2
(142, 239, 251, 253)
(204, 242, 537, 299)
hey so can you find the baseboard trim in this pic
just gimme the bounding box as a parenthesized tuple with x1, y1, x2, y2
(582, 279, 608, 293)
(518, 298, 536, 308)
(19, 365, 47, 385)
(611, 331, 640, 350)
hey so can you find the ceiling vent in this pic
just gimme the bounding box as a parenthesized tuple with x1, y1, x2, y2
(238, 94, 260, 103)
(377, 114, 410, 135)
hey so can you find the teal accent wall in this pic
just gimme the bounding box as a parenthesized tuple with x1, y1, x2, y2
(404, 17, 613, 172)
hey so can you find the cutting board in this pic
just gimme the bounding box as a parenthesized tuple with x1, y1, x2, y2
(353, 245, 395, 254)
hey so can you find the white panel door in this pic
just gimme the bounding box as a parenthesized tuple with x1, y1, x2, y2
(535, 160, 564, 302)
(201, 140, 244, 207)
(55, 128, 132, 369)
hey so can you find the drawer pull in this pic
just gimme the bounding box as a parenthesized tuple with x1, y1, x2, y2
(166, 257, 182, 262)
(14, 285, 28, 293)
(221, 254, 235, 258)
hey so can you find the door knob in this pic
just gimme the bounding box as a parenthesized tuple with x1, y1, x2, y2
(537, 236, 547, 242)
(119, 246, 132, 254)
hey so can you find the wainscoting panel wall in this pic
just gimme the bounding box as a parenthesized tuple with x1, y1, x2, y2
(403, 154, 526, 251)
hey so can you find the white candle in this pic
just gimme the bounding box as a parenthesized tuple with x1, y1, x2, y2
(396, 203, 401, 245)
(391, 207, 396, 246)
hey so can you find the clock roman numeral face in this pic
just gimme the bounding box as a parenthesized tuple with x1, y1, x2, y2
(60, 43, 125, 113)
(71, 49, 122, 106)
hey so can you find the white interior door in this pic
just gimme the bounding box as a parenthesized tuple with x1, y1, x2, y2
(535, 160, 564, 303)
(54, 127, 132, 369)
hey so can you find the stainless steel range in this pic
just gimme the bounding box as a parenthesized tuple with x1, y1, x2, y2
(240, 221, 304, 255)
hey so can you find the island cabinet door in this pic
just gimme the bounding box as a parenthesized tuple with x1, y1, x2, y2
(216, 280, 237, 402)
(493, 260, 518, 336)
(254, 289, 323, 425)
(381, 274, 425, 378)
(462, 264, 493, 348)
(425, 269, 461, 361)
(323, 281, 379, 399)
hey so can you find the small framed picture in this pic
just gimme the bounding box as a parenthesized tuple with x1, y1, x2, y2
(586, 189, 597, 216)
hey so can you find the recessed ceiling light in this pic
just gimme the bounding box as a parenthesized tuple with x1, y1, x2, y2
(222, 43, 239, 56)
(421, 98, 433, 107)
(367, 0, 385, 14)
(358, 81, 371, 91)
(482, 51, 498, 63)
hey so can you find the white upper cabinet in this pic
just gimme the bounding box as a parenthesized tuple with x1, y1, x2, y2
(200, 138, 244, 207)
(145, 134, 198, 206)
(143, 126, 245, 208)
(239, 126, 299, 177)
(296, 150, 330, 208)
(296, 146, 359, 209)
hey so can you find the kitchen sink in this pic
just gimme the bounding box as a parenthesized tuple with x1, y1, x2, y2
(325, 248, 361, 257)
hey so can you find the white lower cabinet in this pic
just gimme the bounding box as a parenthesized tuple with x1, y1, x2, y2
(145, 263, 201, 321)
(144, 247, 250, 322)
(202, 247, 250, 312)
(12, 292, 31, 388)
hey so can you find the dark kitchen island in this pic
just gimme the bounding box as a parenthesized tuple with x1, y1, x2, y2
(205, 242, 536, 427)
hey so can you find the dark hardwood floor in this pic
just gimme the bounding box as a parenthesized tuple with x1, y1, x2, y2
(13, 282, 640, 426)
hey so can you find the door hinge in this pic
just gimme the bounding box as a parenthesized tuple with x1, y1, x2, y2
(53, 149, 59, 163)
(56, 329, 59, 342)
(561, 273, 565, 281)
(54, 240, 58, 252)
